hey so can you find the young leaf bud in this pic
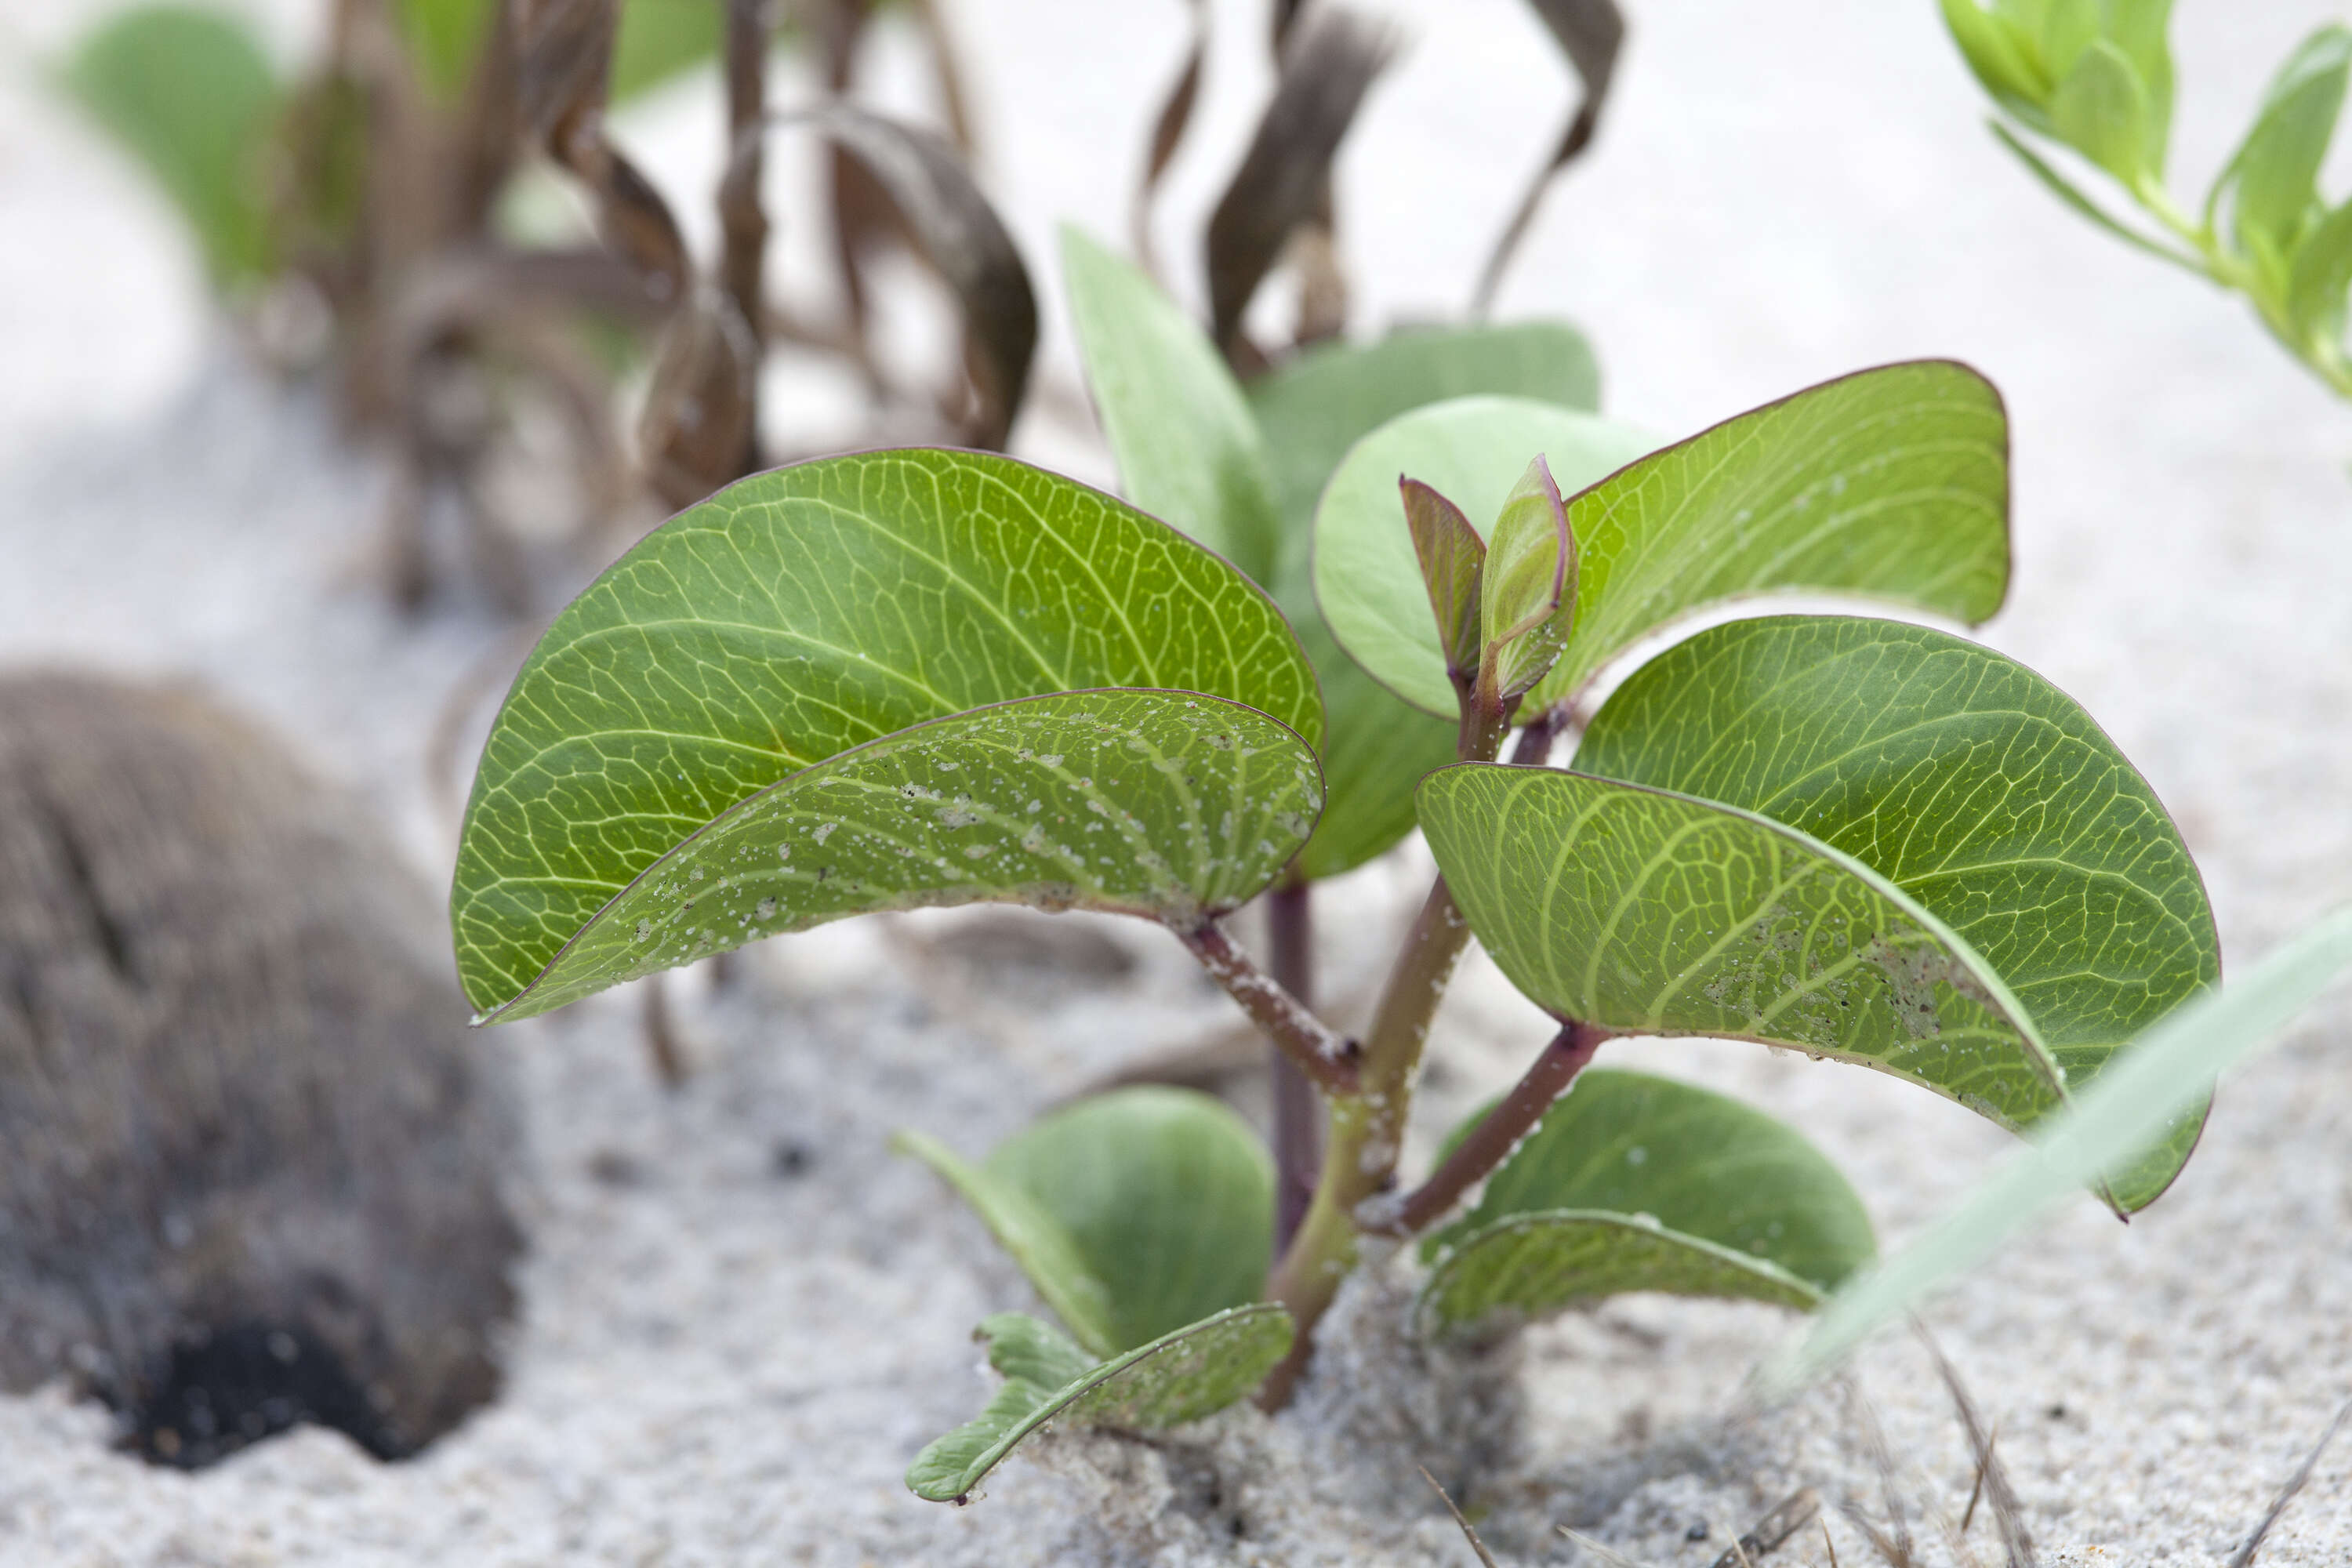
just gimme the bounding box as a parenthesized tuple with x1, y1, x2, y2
(1477, 455, 1577, 706)
(1399, 477, 1486, 689)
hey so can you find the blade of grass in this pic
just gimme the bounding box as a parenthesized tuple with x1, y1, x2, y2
(1765, 902, 2352, 1393)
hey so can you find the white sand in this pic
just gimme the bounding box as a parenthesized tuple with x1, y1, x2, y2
(2, 1, 2350, 1563)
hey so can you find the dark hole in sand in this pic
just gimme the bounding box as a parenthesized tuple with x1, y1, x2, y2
(125, 1322, 401, 1468)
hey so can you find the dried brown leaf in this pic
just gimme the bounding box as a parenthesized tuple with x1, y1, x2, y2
(638, 289, 758, 508)
(1131, 0, 1206, 281)
(1203, 6, 1394, 357)
(1471, 0, 1624, 316)
(788, 103, 1038, 448)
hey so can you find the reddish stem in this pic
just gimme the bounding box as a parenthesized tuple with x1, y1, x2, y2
(1178, 920, 1359, 1097)
(1266, 878, 1323, 1254)
(1368, 1018, 1610, 1237)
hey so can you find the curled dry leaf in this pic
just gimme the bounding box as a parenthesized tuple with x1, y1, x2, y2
(1132, 0, 1207, 280)
(1472, 0, 1626, 315)
(1204, 6, 1395, 357)
(638, 287, 759, 509)
(781, 103, 1038, 449)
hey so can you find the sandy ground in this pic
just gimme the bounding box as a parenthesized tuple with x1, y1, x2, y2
(2, 0, 2350, 1563)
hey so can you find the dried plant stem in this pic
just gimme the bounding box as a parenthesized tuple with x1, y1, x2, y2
(1177, 920, 1359, 1097)
(2228, 1396, 2352, 1568)
(1370, 1018, 1610, 1236)
(641, 972, 688, 1090)
(1265, 877, 1323, 1254)
(718, 0, 771, 477)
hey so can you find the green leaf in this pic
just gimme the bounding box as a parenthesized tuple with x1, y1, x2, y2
(1989, 122, 2201, 272)
(477, 689, 1322, 1022)
(1418, 766, 2065, 1155)
(900, 1086, 1274, 1356)
(1479, 457, 1577, 702)
(2286, 194, 2352, 341)
(63, 5, 281, 285)
(2037, 0, 2100, 84)
(1425, 1219, 1828, 1343)
(1247, 322, 1602, 569)
(1316, 368, 2009, 720)
(1258, 327, 1601, 877)
(1058, 227, 1459, 880)
(451, 449, 1322, 1017)
(1060, 226, 1283, 586)
(1766, 901, 2352, 1393)
(2049, 40, 2152, 184)
(908, 1305, 1294, 1504)
(1417, 1069, 1875, 1338)
(1428, 1069, 1876, 1286)
(1403, 479, 1486, 682)
(1313, 395, 1657, 717)
(2103, 0, 2176, 169)
(2216, 25, 2352, 260)
(1293, 613, 1462, 880)
(896, 1131, 1119, 1356)
(1571, 615, 2218, 1208)
(1939, 0, 2056, 120)
(1521, 361, 2011, 715)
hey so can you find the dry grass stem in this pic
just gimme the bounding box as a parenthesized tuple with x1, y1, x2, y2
(2227, 1396, 2352, 1568)
(1418, 1465, 1499, 1568)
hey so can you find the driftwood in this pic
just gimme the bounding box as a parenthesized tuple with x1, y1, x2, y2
(0, 673, 520, 1467)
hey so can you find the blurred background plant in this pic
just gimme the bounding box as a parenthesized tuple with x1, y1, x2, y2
(57, 0, 1622, 617)
(1941, 0, 2352, 402)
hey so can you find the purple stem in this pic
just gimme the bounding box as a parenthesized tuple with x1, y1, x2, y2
(1266, 879, 1322, 1254)
(1370, 1018, 1609, 1237)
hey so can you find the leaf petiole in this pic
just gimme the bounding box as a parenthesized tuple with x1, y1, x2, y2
(1365, 1018, 1613, 1238)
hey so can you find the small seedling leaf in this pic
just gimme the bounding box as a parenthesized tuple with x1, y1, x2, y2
(452, 450, 1322, 1017)
(63, 5, 282, 285)
(471, 688, 1322, 1022)
(1417, 1069, 1873, 1338)
(904, 1087, 1274, 1356)
(906, 1304, 1294, 1502)
(1573, 616, 2219, 1210)
(1417, 766, 2067, 1152)
(1766, 901, 2352, 1392)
